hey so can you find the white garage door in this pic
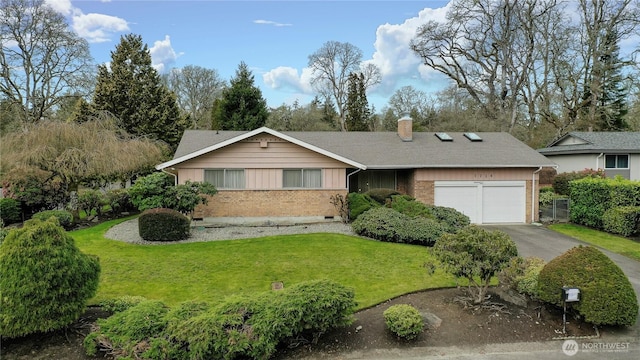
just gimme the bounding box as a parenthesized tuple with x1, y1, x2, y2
(434, 181, 526, 224)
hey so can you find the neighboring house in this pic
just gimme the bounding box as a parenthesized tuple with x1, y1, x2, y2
(156, 117, 555, 224)
(538, 132, 640, 180)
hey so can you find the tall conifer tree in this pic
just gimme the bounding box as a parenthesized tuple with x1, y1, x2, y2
(214, 62, 269, 130)
(92, 34, 188, 149)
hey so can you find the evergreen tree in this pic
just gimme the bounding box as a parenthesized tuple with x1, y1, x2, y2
(345, 73, 371, 131)
(582, 30, 629, 131)
(214, 62, 269, 130)
(91, 34, 188, 149)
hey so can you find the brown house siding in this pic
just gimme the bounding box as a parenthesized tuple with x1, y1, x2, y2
(194, 189, 347, 218)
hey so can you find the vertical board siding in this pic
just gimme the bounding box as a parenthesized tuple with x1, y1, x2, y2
(414, 168, 536, 181)
(179, 139, 348, 169)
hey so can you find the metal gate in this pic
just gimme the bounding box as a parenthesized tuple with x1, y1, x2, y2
(539, 198, 570, 223)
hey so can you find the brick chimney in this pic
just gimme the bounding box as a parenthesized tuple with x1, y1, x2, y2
(397, 115, 413, 141)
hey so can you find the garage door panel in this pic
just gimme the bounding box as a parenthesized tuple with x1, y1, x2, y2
(434, 185, 478, 224)
(434, 181, 525, 224)
(482, 185, 525, 223)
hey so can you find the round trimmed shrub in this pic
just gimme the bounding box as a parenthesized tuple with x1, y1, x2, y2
(383, 304, 424, 340)
(31, 209, 74, 230)
(537, 246, 638, 326)
(0, 218, 100, 338)
(138, 208, 190, 241)
(0, 198, 21, 224)
(352, 207, 445, 246)
(427, 204, 470, 233)
(390, 195, 432, 218)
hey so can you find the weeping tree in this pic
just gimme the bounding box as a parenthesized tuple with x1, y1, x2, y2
(0, 118, 169, 211)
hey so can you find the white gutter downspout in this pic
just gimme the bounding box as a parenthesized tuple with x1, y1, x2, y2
(596, 153, 604, 170)
(161, 168, 178, 186)
(532, 167, 543, 223)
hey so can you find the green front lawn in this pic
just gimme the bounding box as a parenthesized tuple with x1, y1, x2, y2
(71, 218, 456, 309)
(549, 223, 640, 261)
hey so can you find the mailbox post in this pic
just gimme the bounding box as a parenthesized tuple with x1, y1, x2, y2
(561, 287, 581, 334)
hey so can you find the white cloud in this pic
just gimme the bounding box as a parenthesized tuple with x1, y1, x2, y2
(45, 0, 128, 43)
(263, 66, 312, 93)
(254, 19, 292, 27)
(368, 5, 450, 95)
(261, 4, 451, 99)
(149, 35, 182, 73)
(72, 13, 129, 43)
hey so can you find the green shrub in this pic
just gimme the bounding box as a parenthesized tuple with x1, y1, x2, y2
(347, 192, 380, 220)
(537, 246, 638, 326)
(538, 187, 556, 207)
(432, 225, 517, 304)
(365, 188, 401, 204)
(83, 300, 169, 358)
(0, 220, 9, 245)
(0, 198, 21, 224)
(129, 173, 218, 213)
(552, 169, 604, 196)
(602, 206, 640, 237)
(77, 189, 106, 216)
(499, 256, 545, 298)
(100, 295, 148, 313)
(0, 218, 100, 338)
(105, 188, 135, 214)
(352, 207, 445, 246)
(427, 205, 470, 233)
(390, 195, 431, 218)
(383, 304, 423, 340)
(138, 208, 191, 241)
(170, 279, 356, 360)
(31, 209, 74, 230)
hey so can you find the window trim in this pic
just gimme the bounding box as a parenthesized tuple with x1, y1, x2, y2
(204, 169, 245, 189)
(604, 154, 629, 169)
(282, 168, 322, 189)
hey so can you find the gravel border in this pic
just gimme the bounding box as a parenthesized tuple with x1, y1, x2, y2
(105, 218, 355, 245)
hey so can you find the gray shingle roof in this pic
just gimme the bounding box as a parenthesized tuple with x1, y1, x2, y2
(169, 128, 554, 169)
(538, 132, 640, 155)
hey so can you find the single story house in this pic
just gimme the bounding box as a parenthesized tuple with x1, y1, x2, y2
(156, 117, 555, 224)
(537, 132, 640, 180)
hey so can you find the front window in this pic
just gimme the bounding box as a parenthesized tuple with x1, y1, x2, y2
(605, 155, 629, 169)
(204, 169, 245, 189)
(283, 169, 322, 188)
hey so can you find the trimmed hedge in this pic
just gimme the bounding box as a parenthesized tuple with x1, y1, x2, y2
(570, 177, 640, 230)
(602, 206, 640, 237)
(537, 246, 638, 326)
(0, 198, 21, 224)
(84, 279, 356, 360)
(138, 208, 190, 241)
(383, 304, 424, 340)
(0, 218, 100, 338)
(31, 209, 74, 230)
(351, 207, 445, 246)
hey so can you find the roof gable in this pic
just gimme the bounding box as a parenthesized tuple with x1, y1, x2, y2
(158, 127, 555, 170)
(157, 127, 367, 170)
(539, 131, 640, 155)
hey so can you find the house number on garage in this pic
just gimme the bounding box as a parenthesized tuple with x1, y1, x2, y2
(473, 173, 494, 179)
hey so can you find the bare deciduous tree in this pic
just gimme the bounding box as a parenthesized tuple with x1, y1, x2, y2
(308, 41, 381, 131)
(0, 0, 94, 123)
(165, 65, 227, 129)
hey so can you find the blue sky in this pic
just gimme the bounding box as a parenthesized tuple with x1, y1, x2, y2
(47, 0, 453, 110)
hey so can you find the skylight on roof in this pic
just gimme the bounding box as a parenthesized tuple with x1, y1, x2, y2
(435, 132, 453, 141)
(464, 132, 482, 141)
